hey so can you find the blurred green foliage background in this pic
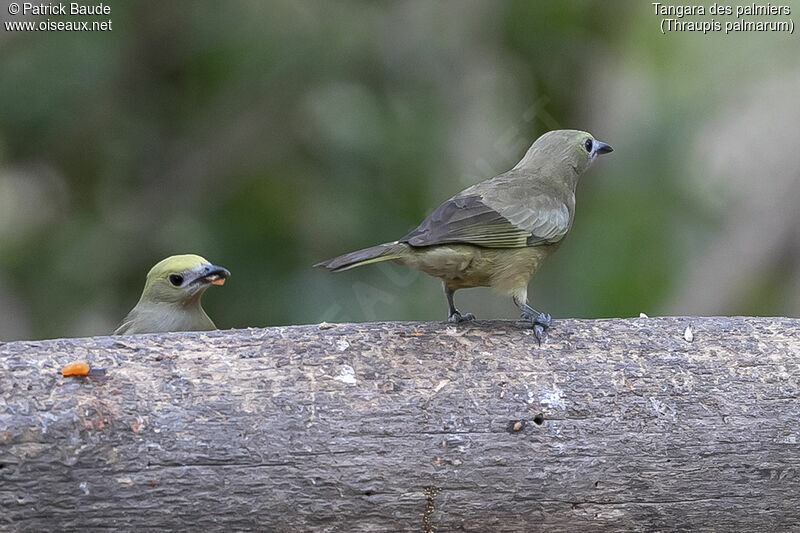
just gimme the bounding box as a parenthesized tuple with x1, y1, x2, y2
(1, 0, 799, 340)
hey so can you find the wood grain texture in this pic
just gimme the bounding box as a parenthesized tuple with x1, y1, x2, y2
(1, 317, 799, 532)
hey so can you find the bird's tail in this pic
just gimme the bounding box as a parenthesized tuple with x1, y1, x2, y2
(314, 242, 412, 272)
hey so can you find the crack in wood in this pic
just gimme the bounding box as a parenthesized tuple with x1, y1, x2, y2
(422, 485, 440, 533)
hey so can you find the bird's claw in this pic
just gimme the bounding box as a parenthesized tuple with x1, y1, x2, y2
(521, 310, 551, 327)
(448, 311, 476, 323)
(533, 324, 546, 345)
(517, 310, 551, 345)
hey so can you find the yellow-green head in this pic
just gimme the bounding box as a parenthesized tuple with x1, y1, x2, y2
(141, 254, 230, 306)
(115, 254, 230, 335)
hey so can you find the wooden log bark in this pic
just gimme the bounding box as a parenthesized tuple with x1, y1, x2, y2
(1, 317, 799, 531)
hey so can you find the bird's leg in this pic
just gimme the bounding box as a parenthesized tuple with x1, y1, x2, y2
(513, 296, 551, 344)
(444, 283, 475, 323)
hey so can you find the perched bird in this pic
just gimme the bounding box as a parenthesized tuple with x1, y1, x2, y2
(114, 254, 230, 335)
(315, 129, 612, 341)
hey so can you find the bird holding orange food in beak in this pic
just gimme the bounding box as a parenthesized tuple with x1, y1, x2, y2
(114, 254, 230, 335)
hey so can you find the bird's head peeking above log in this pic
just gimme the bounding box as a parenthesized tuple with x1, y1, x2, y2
(142, 254, 231, 305)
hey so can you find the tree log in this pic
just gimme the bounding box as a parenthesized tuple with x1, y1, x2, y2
(1, 317, 799, 531)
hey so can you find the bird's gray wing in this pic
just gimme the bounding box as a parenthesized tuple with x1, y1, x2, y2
(400, 187, 570, 249)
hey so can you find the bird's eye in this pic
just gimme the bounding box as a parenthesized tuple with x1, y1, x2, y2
(584, 139, 593, 152)
(168, 274, 184, 286)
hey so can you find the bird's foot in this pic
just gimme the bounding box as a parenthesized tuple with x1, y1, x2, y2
(517, 306, 552, 345)
(448, 311, 476, 323)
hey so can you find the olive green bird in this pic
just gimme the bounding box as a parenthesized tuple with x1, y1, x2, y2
(315, 129, 612, 341)
(114, 254, 230, 335)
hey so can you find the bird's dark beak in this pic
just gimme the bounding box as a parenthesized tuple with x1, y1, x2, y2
(194, 264, 231, 286)
(595, 141, 613, 154)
